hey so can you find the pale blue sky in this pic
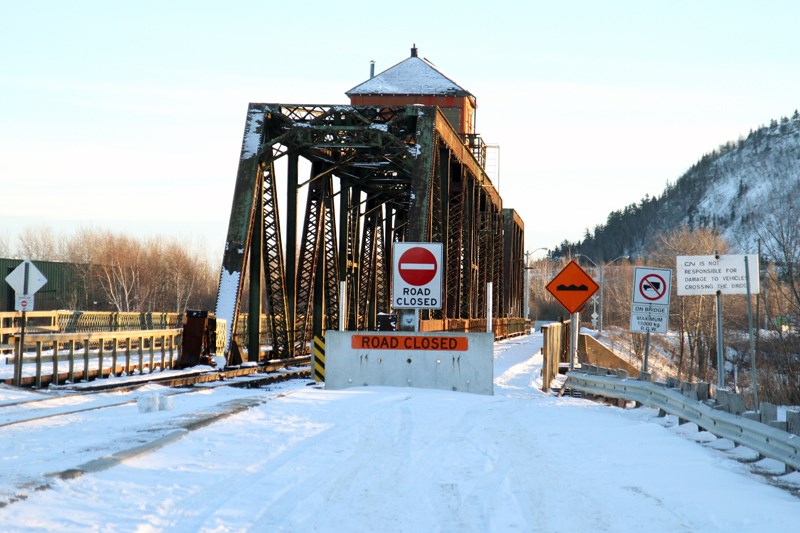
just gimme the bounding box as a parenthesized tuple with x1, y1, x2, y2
(3, 1, 799, 260)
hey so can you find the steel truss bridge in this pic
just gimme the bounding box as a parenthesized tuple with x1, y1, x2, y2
(215, 103, 525, 365)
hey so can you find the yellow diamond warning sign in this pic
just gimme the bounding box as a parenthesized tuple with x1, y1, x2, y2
(545, 260, 599, 314)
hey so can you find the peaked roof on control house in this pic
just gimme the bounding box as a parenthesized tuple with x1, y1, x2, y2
(346, 47, 473, 97)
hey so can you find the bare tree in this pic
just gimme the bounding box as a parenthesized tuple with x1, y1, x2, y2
(647, 227, 728, 381)
(0, 232, 10, 258)
(16, 225, 65, 261)
(751, 178, 800, 403)
(528, 257, 570, 322)
(755, 181, 800, 317)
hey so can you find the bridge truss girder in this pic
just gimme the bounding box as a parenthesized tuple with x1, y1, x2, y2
(215, 104, 520, 362)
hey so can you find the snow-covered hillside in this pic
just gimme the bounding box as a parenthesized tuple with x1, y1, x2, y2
(685, 117, 800, 251)
(561, 114, 800, 259)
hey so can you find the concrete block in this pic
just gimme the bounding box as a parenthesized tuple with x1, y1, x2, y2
(727, 393, 746, 415)
(768, 420, 788, 432)
(616, 369, 628, 379)
(715, 389, 729, 408)
(759, 402, 778, 424)
(680, 381, 697, 400)
(325, 331, 494, 395)
(666, 377, 679, 388)
(742, 411, 760, 422)
(786, 410, 800, 436)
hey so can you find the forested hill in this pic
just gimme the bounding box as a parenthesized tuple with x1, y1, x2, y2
(553, 111, 800, 260)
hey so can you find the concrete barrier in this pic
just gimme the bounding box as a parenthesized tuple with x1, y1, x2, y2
(325, 331, 494, 395)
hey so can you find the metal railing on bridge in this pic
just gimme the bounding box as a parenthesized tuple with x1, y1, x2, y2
(1, 311, 228, 388)
(564, 368, 800, 473)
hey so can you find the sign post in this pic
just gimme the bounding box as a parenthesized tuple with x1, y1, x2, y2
(630, 267, 672, 373)
(5, 259, 48, 386)
(392, 242, 443, 331)
(546, 261, 599, 370)
(676, 254, 760, 389)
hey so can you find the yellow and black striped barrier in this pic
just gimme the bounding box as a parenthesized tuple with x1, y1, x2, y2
(313, 335, 325, 382)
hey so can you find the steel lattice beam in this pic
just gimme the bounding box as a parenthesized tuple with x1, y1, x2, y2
(215, 103, 523, 362)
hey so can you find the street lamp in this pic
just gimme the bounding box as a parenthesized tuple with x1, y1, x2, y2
(524, 247, 549, 321)
(575, 254, 629, 332)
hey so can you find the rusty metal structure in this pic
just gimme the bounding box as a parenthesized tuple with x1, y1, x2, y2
(215, 50, 525, 364)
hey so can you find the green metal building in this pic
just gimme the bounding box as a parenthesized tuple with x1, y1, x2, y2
(1, 258, 83, 312)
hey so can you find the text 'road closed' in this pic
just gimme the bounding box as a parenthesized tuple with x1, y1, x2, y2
(352, 335, 468, 351)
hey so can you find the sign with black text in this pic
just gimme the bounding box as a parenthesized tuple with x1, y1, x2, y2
(630, 267, 672, 333)
(676, 255, 759, 296)
(392, 242, 443, 309)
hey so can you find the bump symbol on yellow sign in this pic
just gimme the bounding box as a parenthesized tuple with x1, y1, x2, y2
(545, 260, 600, 314)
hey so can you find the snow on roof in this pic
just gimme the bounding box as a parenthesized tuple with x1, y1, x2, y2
(346, 51, 472, 97)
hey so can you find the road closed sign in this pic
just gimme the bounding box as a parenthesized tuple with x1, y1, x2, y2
(392, 242, 443, 309)
(630, 267, 672, 333)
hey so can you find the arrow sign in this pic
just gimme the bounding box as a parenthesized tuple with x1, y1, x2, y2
(5, 259, 47, 295)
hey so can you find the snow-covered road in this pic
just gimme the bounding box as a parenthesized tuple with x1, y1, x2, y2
(1, 333, 799, 532)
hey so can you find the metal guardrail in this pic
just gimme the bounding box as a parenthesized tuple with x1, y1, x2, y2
(565, 370, 800, 472)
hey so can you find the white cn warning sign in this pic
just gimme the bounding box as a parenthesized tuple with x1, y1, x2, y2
(392, 242, 443, 309)
(630, 267, 672, 333)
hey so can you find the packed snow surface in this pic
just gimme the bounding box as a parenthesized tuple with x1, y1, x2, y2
(1, 332, 799, 531)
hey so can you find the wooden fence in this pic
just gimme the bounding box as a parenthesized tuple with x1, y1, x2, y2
(7, 328, 182, 388)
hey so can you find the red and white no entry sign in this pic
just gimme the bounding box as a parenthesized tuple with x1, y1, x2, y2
(392, 242, 443, 309)
(398, 246, 438, 286)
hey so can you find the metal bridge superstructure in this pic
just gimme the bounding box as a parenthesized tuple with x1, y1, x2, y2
(215, 103, 525, 364)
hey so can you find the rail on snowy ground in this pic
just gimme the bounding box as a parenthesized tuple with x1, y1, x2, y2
(565, 368, 800, 473)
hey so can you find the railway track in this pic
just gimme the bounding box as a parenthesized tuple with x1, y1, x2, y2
(1, 358, 311, 429)
(0, 363, 314, 508)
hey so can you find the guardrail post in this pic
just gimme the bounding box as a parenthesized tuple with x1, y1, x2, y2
(168, 334, 175, 369)
(149, 337, 155, 371)
(83, 339, 90, 382)
(68, 339, 75, 384)
(138, 336, 144, 375)
(33, 341, 42, 388)
(51, 340, 59, 386)
(111, 338, 118, 377)
(125, 338, 131, 375)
